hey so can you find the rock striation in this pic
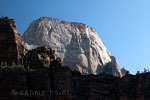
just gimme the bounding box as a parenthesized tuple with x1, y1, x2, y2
(0, 17, 26, 64)
(22, 17, 122, 76)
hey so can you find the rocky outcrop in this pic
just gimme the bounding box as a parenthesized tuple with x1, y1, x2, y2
(0, 17, 26, 64)
(24, 46, 62, 69)
(121, 67, 130, 76)
(110, 56, 122, 77)
(22, 17, 122, 76)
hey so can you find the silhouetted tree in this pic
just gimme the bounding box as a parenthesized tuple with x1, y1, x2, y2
(136, 71, 140, 74)
(144, 68, 147, 73)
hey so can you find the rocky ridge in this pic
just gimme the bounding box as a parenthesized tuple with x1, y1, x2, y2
(23, 17, 122, 77)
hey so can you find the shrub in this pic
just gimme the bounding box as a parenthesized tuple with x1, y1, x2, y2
(0, 62, 24, 69)
(136, 71, 140, 74)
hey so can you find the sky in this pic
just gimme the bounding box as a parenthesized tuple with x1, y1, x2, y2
(0, 0, 150, 74)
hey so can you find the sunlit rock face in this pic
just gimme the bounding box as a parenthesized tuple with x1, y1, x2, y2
(0, 17, 26, 64)
(22, 17, 122, 76)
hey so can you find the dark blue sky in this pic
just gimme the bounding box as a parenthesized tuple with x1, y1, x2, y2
(1, 0, 150, 74)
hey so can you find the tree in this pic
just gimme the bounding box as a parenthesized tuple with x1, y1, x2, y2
(136, 71, 140, 74)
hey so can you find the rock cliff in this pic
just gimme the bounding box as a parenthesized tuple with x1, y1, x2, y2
(22, 17, 122, 76)
(0, 17, 26, 64)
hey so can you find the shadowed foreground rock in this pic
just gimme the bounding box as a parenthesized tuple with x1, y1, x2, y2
(0, 66, 150, 100)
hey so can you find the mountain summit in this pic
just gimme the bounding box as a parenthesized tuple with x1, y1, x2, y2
(23, 17, 122, 77)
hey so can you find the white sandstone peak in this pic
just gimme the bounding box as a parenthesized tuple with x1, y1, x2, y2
(23, 17, 122, 77)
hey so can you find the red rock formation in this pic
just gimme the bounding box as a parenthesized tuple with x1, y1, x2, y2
(0, 17, 25, 64)
(24, 46, 63, 69)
